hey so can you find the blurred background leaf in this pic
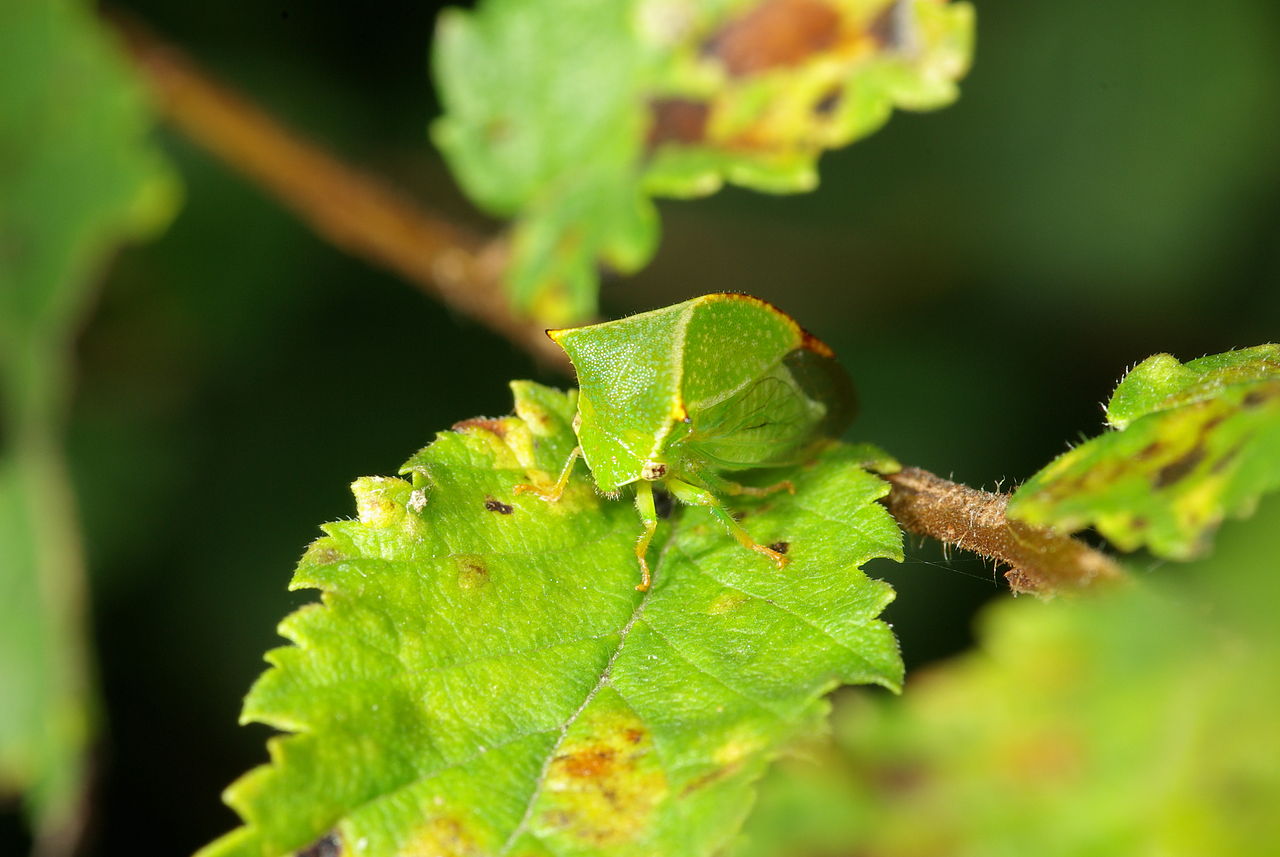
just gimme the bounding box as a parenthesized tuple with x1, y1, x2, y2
(1, 0, 1277, 853)
(732, 492, 1280, 857)
(0, 0, 176, 850)
(433, 0, 973, 323)
(1010, 346, 1280, 559)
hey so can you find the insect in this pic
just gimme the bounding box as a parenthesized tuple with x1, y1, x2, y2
(516, 293, 856, 591)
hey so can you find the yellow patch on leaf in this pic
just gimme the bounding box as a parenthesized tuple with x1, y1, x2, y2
(533, 689, 669, 848)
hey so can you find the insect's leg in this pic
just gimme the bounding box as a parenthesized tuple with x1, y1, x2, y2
(666, 479, 789, 569)
(697, 468, 795, 499)
(514, 446, 581, 502)
(633, 481, 658, 592)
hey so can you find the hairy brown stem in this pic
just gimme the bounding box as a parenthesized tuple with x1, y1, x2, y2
(109, 14, 571, 370)
(881, 467, 1125, 594)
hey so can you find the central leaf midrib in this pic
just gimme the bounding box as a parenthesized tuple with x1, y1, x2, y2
(495, 523, 681, 855)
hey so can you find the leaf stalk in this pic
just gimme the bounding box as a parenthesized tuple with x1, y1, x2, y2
(881, 467, 1126, 593)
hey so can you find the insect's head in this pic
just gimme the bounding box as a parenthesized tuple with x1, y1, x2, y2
(641, 461, 668, 481)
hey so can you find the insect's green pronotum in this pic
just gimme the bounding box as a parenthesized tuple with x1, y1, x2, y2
(517, 293, 856, 590)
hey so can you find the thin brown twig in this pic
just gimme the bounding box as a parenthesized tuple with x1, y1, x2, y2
(881, 467, 1125, 594)
(108, 13, 571, 371)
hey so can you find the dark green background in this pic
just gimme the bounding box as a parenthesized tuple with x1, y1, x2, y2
(5, 0, 1278, 853)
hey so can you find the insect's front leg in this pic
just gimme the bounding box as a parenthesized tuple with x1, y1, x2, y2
(514, 446, 581, 502)
(665, 478, 789, 570)
(633, 481, 658, 592)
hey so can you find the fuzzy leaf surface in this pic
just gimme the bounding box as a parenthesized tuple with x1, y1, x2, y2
(734, 495, 1280, 857)
(1008, 346, 1280, 558)
(0, 0, 176, 838)
(201, 381, 903, 857)
(432, 0, 973, 323)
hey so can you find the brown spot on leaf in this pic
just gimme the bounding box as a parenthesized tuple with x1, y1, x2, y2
(1201, 412, 1227, 433)
(484, 496, 514, 515)
(868, 0, 911, 50)
(297, 832, 341, 857)
(558, 747, 617, 780)
(680, 761, 744, 795)
(813, 87, 842, 116)
(353, 477, 409, 527)
(451, 417, 508, 438)
(648, 98, 709, 146)
(872, 760, 928, 794)
(1243, 387, 1277, 409)
(454, 555, 490, 590)
(516, 397, 556, 434)
(704, 0, 841, 77)
(305, 544, 345, 565)
(768, 541, 790, 554)
(1135, 441, 1165, 461)
(1211, 444, 1245, 475)
(1155, 446, 1207, 488)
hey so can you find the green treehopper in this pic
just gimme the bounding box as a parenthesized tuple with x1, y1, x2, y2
(517, 293, 856, 590)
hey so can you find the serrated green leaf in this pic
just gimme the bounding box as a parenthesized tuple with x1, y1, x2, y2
(734, 495, 1280, 857)
(0, 0, 177, 841)
(1007, 346, 1280, 558)
(1106, 345, 1280, 428)
(431, 0, 659, 323)
(432, 0, 973, 322)
(200, 380, 903, 857)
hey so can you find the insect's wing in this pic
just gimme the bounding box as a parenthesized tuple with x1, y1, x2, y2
(683, 373, 815, 469)
(682, 349, 856, 471)
(783, 346, 857, 440)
